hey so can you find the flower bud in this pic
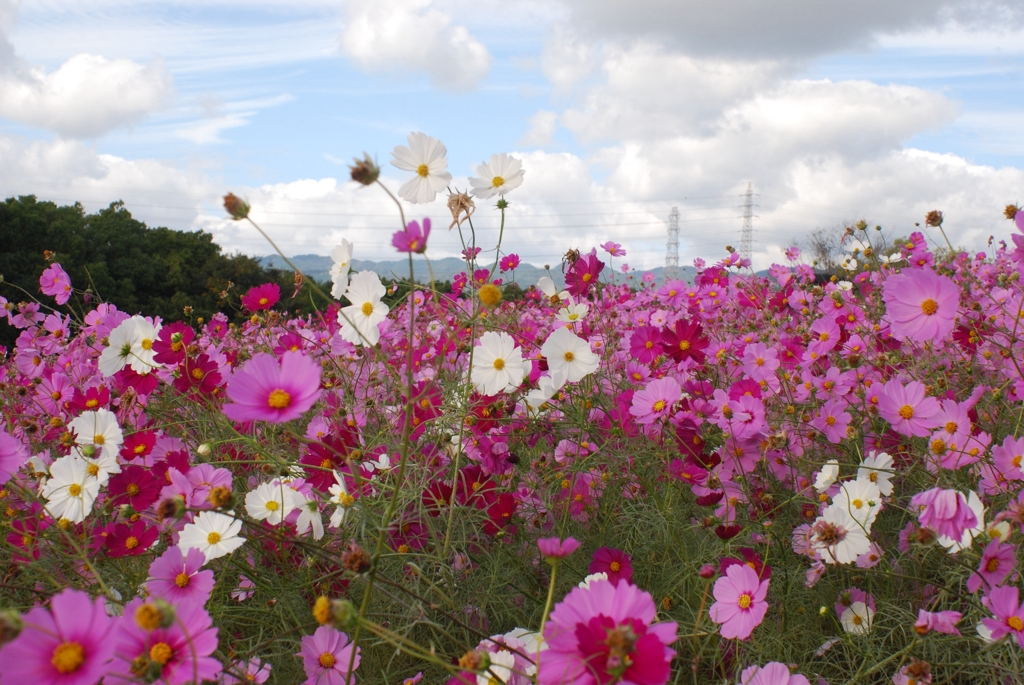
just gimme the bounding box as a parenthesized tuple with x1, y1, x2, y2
(0, 609, 23, 646)
(349, 153, 380, 186)
(329, 598, 359, 632)
(698, 563, 717, 579)
(223, 193, 250, 220)
(197, 443, 212, 457)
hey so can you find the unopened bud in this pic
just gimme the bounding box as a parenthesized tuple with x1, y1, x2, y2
(223, 193, 250, 220)
(0, 609, 23, 645)
(329, 598, 359, 632)
(197, 443, 212, 457)
(349, 153, 381, 186)
(458, 649, 489, 672)
(134, 599, 176, 631)
(698, 563, 716, 579)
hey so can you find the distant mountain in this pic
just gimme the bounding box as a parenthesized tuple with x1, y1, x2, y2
(258, 254, 697, 288)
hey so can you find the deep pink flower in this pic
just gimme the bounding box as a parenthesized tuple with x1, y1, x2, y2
(538, 536, 580, 560)
(40, 263, 73, 305)
(737, 662, 811, 685)
(882, 267, 959, 342)
(721, 548, 772, 581)
(877, 380, 941, 438)
(709, 563, 769, 640)
(910, 488, 977, 541)
(108, 465, 162, 511)
(241, 282, 281, 311)
(223, 351, 322, 423)
(967, 538, 1015, 593)
(589, 547, 633, 585)
(393, 218, 431, 254)
(629, 377, 681, 425)
(298, 625, 360, 685)
(0, 426, 29, 485)
(539, 579, 677, 685)
(914, 609, 962, 635)
(629, 326, 665, 364)
(499, 254, 521, 272)
(119, 430, 157, 461)
(152, 322, 194, 365)
(0, 588, 116, 685)
(981, 585, 1024, 647)
(105, 520, 159, 558)
(565, 250, 605, 298)
(660, 318, 709, 365)
(146, 547, 215, 605)
(173, 353, 223, 395)
(110, 598, 222, 685)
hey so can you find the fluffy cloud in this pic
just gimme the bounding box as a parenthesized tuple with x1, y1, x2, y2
(341, 0, 491, 91)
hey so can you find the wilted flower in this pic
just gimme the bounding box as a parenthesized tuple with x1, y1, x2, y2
(349, 153, 380, 185)
(223, 193, 250, 220)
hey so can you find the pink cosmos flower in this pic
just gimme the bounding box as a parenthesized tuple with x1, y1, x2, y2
(882, 267, 959, 342)
(565, 250, 605, 298)
(146, 547, 215, 605)
(709, 563, 769, 640)
(811, 398, 852, 444)
(992, 434, 1024, 481)
(223, 658, 271, 684)
(629, 377, 681, 425)
(538, 536, 580, 561)
(499, 254, 521, 272)
(223, 351, 322, 423)
(629, 326, 665, 364)
(966, 538, 1015, 593)
(109, 599, 222, 685)
(601, 241, 626, 257)
(0, 587, 116, 685)
(539, 579, 677, 685)
(877, 380, 941, 438)
(393, 218, 431, 254)
(241, 282, 281, 311)
(981, 585, 1024, 647)
(589, 547, 634, 585)
(807, 317, 840, 357)
(737, 662, 811, 685)
(910, 488, 976, 541)
(40, 263, 73, 305)
(298, 625, 361, 685)
(0, 426, 29, 485)
(914, 609, 962, 635)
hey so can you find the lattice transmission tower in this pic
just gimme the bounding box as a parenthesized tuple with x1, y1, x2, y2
(665, 206, 679, 281)
(740, 183, 754, 262)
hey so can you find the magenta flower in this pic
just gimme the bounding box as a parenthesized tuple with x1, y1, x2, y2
(393, 218, 431, 254)
(629, 326, 665, 364)
(914, 609, 962, 635)
(538, 536, 580, 561)
(0, 588, 116, 685)
(967, 538, 1015, 593)
(298, 625, 361, 685)
(877, 380, 941, 438)
(40, 263, 73, 305)
(565, 250, 605, 298)
(105, 520, 159, 558)
(539, 579, 677, 685)
(110, 598, 222, 685)
(600, 241, 626, 257)
(882, 267, 959, 342)
(0, 426, 29, 485)
(709, 563, 769, 640)
(629, 377, 681, 425)
(241, 282, 281, 312)
(737, 662, 811, 685)
(146, 547, 215, 605)
(910, 487, 977, 541)
(223, 351, 322, 423)
(981, 585, 1024, 647)
(499, 254, 521, 272)
(589, 547, 634, 585)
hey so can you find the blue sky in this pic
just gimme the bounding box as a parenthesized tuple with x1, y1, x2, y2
(1, 0, 1022, 271)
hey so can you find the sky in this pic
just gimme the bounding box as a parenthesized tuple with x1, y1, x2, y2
(1, 0, 1023, 272)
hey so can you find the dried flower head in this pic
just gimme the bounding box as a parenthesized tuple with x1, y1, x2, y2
(349, 153, 380, 186)
(447, 191, 475, 230)
(223, 193, 250, 220)
(924, 210, 943, 227)
(1005, 204, 1019, 220)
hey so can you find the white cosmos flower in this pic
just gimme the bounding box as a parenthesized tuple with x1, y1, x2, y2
(329, 471, 354, 529)
(178, 511, 246, 563)
(839, 256, 858, 270)
(73, 445, 120, 486)
(470, 331, 529, 396)
(365, 453, 392, 473)
(540, 327, 599, 383)
(840, 602, 874, 634)
(339, 270, 389, 347)
(857, 451, 895, 497)
(390, 131, 452, 204)
(814, 459, 840, 493)
(469, 153, 525, 200)
(555, 301, 589, 325)
(880, 252, 904, 265)
(475, 650, 516, 685)
(68, 408, 124, 451)
(245, 481, 299, 525)
(128, 316, 162, 374)
(330, 239, 354, 299)
(41, 454, 101, 523)
(813, 505, 870, 565)
(294, 495, 325, 540)
(831, 479, 882, 531)
(577, 572, 608, 589)
(523, 368, 568, 412)
(98, 317, 139, 376)
(537, 277, 569, 303)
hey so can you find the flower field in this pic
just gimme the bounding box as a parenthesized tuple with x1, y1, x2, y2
(3, 136, 1024, 685)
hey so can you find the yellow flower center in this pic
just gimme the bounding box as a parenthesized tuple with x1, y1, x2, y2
(149, 642, 174, 666)
(68, 483, 83, 497)
(987, 557, 1001, 573)
(610, 561, 621, 572)
(416, 164, 430, 177)
(564, 351, 575, 362)
(653, 400, 666, 412)
(825, 416, 836, 426)
(582, 273, 592, 282)
(493, 358, 505, 371)
(135, 603, 163, 630)
(126, 483, 140, 496)
(921, 299, 938, 315)
(679, 340, 690, 351)
(1009, 616, 1024, 632)
(207, 531, 221, 545)
(738, 593, 752, 609)
(51, 642, 85, 673)
(852, 615, 863, 626)
(192, 368, 205, 380)
(492, 176, 505, 187)
(851, 499, 863, 509)
(361, 302, 374, 316)
(944, 421, 957, 434)
(267, 389, 291, 409)
(319, 652, 337, 668)
(819, 332, 829, 341)
(125, 536, 139, 549)
(94, 434, 105, 445)
(141, 338, 153, 350)
(175, 572, 191, 587)
(898, 405, 914, 420)
(1014, 456, 1023, 468)
(87, 464, 100, 477)
(266, 500, 279, 511)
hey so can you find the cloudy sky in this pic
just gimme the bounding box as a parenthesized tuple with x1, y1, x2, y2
(1, 0, 1023, 271)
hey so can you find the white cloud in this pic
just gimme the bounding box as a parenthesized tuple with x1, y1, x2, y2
(540, 23, 595, 93)
(340, 0, 491, 91)
(519, 110, 558, 147)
